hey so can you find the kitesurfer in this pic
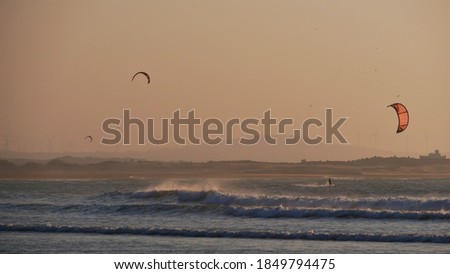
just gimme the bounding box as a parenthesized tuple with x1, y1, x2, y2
(328, 178, 335, 187)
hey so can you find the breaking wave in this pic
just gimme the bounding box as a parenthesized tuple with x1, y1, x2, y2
(131, 189, 450, 212)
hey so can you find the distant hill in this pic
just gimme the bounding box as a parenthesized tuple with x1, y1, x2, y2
(0, 141, 410, 163)
(1, 155, 449, 179)
(0, 160, 15, 170)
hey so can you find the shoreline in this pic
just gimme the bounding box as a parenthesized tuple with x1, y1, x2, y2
(2, 157, 450, 180)
(1, 172, 450, 180)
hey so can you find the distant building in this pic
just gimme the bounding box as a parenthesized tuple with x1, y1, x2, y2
(419, 149, 446, 160)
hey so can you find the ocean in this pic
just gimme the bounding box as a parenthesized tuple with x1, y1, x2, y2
(0, 177, 449, 253)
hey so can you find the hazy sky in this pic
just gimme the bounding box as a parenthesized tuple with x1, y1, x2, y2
(1, 0, 449, 158)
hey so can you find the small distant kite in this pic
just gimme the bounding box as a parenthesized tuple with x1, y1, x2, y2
(132, 71, 150, 84)
(84, 135, 93, 143)
(387, 103, 409, 133)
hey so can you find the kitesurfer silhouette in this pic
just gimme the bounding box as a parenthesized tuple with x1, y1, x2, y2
(328, 178, 335, 187)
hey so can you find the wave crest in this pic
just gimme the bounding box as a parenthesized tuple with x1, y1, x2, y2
(131, 189, 450, 212)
